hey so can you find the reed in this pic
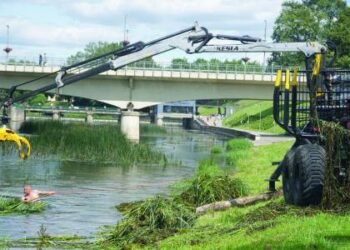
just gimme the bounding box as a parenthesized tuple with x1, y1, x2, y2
(140, 124, 167, 134)
(19, 121, 164, 165)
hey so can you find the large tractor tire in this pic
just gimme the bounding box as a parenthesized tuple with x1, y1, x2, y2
(291, 144, 326, 206)
(282, 149, 296, 204)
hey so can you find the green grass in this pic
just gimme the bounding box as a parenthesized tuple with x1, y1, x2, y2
(224, 100, 285, 134)
(19, 121, 164, 166)
(225, 138, 253, 168)
(210, 145, 223, 155)
(226, 138, 253, 151)
(198, 106, 224, 116)
(0, 197, 46, 215)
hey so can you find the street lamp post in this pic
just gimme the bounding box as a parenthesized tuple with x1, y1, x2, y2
(263, 20, 267, 67)
(3, 25, 13, 60)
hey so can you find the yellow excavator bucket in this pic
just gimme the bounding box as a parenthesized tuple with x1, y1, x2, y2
(0, 128, 31, 160)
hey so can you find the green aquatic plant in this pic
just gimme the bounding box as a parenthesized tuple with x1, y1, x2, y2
(0, 197, 46, 215)
(19, 121, 164, 165)
(140, 124, 167, 134)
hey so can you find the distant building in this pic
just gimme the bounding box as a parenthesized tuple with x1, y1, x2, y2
(156, 101, 196, 115)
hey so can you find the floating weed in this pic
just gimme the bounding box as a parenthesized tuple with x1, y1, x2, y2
(0, 197, 46, 215)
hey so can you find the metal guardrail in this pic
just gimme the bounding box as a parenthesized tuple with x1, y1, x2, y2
(25, 105, 120, 114)
(0, 56, 302, 74)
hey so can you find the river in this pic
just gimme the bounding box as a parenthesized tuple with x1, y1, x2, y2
(0, 127, 225, 239)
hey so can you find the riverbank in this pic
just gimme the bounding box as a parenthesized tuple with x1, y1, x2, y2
(155, 141, 350, 249)
(100, 138, 350, 249)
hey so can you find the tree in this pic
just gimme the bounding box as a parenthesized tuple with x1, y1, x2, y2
(171, 58, 190, 69)
(27, 94, 47, 106)
(67, 41, 123, 65)
(302, 0, 346, 22)
(328, 7, 350, 67)
(270, 0, 348, 66)
(271, 1, 323, 66)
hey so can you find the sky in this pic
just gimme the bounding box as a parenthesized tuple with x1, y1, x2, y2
(0, 0, 349, 64)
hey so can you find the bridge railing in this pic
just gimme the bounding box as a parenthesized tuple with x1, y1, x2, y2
(0, 55, 302, 74)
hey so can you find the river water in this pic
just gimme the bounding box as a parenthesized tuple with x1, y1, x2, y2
(0, 127, 225, 239)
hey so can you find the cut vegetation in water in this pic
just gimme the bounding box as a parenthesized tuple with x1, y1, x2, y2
(19, 121, 165, 165)
(100, 157, 247, 248)
(0, 197, 46, 215)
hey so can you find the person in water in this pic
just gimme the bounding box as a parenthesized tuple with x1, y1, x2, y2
(22, 185, 55, 203)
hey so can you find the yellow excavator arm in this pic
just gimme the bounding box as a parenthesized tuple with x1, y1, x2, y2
(0, 128, 31, 160)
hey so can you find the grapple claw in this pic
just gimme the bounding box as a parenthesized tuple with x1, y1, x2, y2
(0, 128, 31, 160)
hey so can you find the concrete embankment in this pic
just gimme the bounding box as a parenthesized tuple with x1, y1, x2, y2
(193, 118, 294, 146)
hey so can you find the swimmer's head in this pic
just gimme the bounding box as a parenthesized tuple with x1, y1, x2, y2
(23, 184, 32, 195)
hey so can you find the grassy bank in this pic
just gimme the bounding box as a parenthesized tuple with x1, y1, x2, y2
(222, 100, 285, 134)
(153, 139, 350, 249)
(19, 121, 164, 165)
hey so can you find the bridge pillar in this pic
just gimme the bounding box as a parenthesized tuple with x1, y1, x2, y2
(156, 114, 164, 126)
(52, 110, 60, 121)
(120, 111, 140, 142)
(182, 118, 194, 129)
(85, 112, 94, 124)
(9, 106, 26, 131)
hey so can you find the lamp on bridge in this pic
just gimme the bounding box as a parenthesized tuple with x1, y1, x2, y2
(3, 25, 12, 59)
(241, 57, 250, 64)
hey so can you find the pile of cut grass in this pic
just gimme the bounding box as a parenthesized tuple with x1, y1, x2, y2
(19, 121, 164, 165)
(0, 197, 46, 215)
(100, 195, 195, 248)
(320, 121, 350, 208)
(178, 159, 248, 207)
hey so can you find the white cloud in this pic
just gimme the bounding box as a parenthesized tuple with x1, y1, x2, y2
(0, 0, 285, 61)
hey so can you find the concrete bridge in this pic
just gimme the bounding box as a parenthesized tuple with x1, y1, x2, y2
(0, 63, 282, 110)
(0, 60, 292, 141)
